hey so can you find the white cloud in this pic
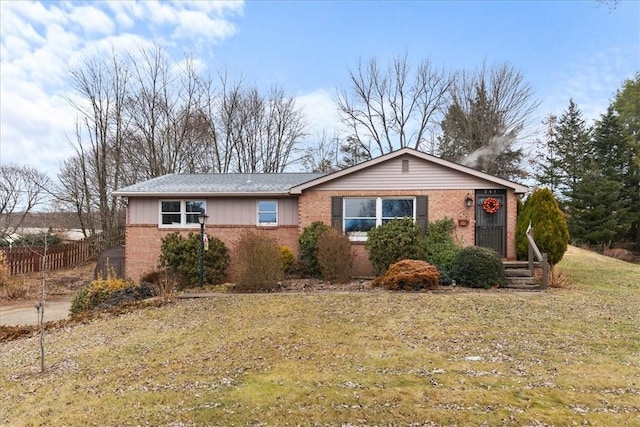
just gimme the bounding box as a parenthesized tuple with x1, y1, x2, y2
(68, 5, 115, 37)
(173, 11, 237, 41)
(296, 89, 344, 139)
(0, 0, 245, 179)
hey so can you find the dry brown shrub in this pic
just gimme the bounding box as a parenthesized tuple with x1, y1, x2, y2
(317, 229, 352, 283)
(2, 279, 30, 300)
(548, 266, 569, 288)
(1, 252, 31, 299)
(140, 269, 183, 301)
(372, 259, 440, 291)
(603, 247, 635, 262)
(0, 251, 9, 286)
(233, 231, 283, 292)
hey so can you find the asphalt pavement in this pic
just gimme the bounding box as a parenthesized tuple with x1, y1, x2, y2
(0, 296, 73, 326)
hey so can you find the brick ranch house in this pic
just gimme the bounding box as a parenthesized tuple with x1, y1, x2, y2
(113, 148, 528, 281)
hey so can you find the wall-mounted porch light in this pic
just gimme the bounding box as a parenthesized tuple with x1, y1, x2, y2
(464, 193, 474, 208)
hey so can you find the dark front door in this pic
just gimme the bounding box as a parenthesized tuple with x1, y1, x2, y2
(475, 190, 506, 257)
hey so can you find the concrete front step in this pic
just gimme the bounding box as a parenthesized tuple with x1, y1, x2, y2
(504, 282, 542, 291)
(505, 269, 534, 277)
(502, 260, 542, 290)
(503, 261, 541, 268)
(504, 275, 540, 290)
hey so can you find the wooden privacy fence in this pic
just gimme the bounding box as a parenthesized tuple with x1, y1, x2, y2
(1, 235, 124, 276)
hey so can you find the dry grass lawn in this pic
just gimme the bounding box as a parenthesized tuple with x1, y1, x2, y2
(1, 246, 639, 426)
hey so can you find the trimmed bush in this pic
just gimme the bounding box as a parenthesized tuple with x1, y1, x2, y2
(233, 231, 283, 292)
(159, 232, 229, 287)
(516, 188, 569, 266)
(299, 222, 331, 277)
(372, 259, 440, 291)
(365, 218, 427, 275)
(71, 276, 145, 314)
(450, 246, 506, 289)
(95, 283, 156, 309)
(317, 228, 352, 282)
(279, 246, 295, 274)
(423, 217, 462, 273)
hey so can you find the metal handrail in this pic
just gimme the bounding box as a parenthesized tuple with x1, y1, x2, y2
(526, 221, 548, 289)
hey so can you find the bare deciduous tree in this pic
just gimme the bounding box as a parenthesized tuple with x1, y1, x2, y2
(300, 131, 341, 173)
(0, 164, 49, 241)
(65, 44, 308, 237)
(54, 155, 97, 238)
(125, 47, 206, 178)
(336, 53, 452, 159)
(69, 50, 130, 246)
(198, 75, 306, 173)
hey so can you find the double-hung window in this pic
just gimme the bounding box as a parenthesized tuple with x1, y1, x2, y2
(257, 200, 278, 226)
(160, 200, 205, 227)
(344, 197, 415, 240)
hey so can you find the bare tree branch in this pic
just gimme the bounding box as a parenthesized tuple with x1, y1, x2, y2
(337, 54, 452, 158)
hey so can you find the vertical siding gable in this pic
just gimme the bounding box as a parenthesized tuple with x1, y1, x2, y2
(311, 154, 505, 190)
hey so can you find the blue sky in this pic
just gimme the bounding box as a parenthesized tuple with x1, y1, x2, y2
(1, 0, 638, 178)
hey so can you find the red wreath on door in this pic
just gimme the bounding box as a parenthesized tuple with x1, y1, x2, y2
(482, 197, 500, 214)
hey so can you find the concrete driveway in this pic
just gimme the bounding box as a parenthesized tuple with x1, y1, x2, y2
(0, 296, 73, 326)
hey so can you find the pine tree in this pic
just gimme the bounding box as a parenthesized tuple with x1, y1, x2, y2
(535, 100, 592, 202)
(587, 106, 635, 243)
(566, 164, 623, 246)
(516, 188, 568, 266)
(611, 73, 640, 248)
(439, 82, 525, 180)
(534, 115, 564, 194)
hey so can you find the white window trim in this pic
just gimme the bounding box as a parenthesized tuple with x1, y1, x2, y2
(257, 199, 278, 226)
(344, 197, 416, 241)
(159, 200, 206, 228)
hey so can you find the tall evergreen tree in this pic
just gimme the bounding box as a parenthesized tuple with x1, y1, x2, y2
(536, 100, 592, 202)
(439, 93, 531, 179)
(440, 82, 525, 180)
(611, 73, 640, 247)
(437, 63, 538, 181)
(588, 106, 635, 243)
(534, 115, 564, 194)
(566, 164, 624, 246)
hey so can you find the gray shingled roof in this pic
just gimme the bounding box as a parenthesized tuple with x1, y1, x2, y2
(113, 173, 325, 196)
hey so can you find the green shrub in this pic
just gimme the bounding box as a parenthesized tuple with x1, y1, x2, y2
(372, 259, 440, 291)
(70, 276, 134, 314)
(279, 245, 295, 273)
(159, 232, 229, 287)
(365, 218, 427, 275)
(233, 231, 283, 292)
(516, 188, 569, 266)
(450, 246, 506, 289)
(423, 217, 462, 272)
(317, 228, 352, 282)
(299, 222, 331, 277)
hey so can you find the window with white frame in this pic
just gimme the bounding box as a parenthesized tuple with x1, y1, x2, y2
(257, 200, 278, 225)
(344, 197, 415, 240)
(160, 200, 205, 227)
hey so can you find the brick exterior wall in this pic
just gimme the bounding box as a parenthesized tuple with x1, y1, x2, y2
(124, 224, 299, 282)
(125, 189, 519, 281)
(298, 189, 518, 277)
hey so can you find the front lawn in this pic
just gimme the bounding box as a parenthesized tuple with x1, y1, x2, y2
(1, 246, 639, 426)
